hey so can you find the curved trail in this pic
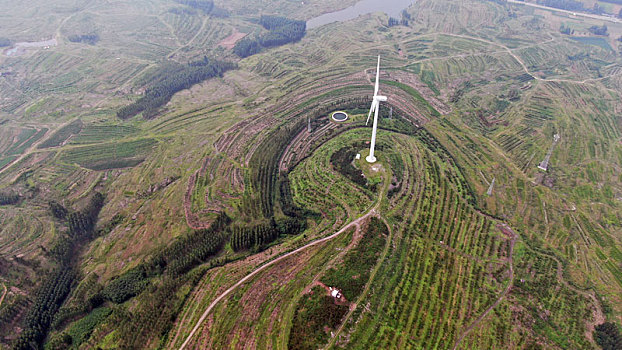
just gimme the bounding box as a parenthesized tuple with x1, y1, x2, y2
(0, 283, 7, 309)
(275, 220, 365, 347)
(530, 244, 605, 343)
(437, 33, 622, 87)
(325, 215, 393, 349)
(452, 229, 517, 350)
(507, 0, 622, 24)
(0, 124, 57, 178)
(168, 15, 209, 59)
(178, 208, 379, 350)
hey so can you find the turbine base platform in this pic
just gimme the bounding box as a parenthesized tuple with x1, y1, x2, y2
(366, 155, 377, 163)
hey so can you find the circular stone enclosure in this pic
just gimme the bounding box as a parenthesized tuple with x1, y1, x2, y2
(331, 111, 348, 122)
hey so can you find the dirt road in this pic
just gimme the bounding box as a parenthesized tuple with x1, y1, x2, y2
(178, 208, 379, 350)
(324, 215, 392, 349)
(507, 0, 622, 24)
(179, 164, 390, 349)
(0, 283, 7, 309)
(452, 226, 517, 350)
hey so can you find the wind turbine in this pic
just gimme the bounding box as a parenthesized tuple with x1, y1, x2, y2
(366, 55, 387, 163)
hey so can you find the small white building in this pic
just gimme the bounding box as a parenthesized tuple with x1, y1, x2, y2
(329, 287, 342, 299)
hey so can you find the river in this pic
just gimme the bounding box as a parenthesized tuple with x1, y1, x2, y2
(307, 0, 415, 29)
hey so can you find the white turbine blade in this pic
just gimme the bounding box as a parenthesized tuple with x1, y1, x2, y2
(367, 96, 380, 163)
(373, 97, 380, 126)
(366, 102, 374, 125)
(374, 55, 380, 97)
(366, 100, 377, 125)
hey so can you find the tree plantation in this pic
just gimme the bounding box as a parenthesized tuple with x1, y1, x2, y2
(1, 0, 622, 348)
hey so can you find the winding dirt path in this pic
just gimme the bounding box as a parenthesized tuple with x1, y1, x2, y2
(178, 210, 378, 349)
(442, 33, 622, 87)
(167, 15, 209, 59)
(451, 224, 604, 348)
(158, 14, 183, 48)
(324, 214, 392, 349)
(179, 163, 390, 350)
(452, 226, 517, 350)
(0, 283, 7, 309)
(507, 0, 622, 24)
(0, 125, 53, 178)
(534, 246, 605, 344)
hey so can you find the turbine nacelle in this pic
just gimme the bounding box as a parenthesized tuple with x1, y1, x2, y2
(365, 95, 388, 125)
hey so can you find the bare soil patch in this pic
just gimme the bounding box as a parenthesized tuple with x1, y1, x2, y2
(218, 31, 247, 50)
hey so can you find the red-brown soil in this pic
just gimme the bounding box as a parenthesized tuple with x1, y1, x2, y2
(218, 31, 247, 50)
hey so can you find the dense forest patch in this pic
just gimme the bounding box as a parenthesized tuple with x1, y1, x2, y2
(288, 286, 349, 350)
(117, 59, 236, 119)
(330, 146, 367, 188)
(67, 33, 99, 45)
(173, 0, 213, 12)
(0, 191, 20, 205)
(234, 16, 306, 58)
(38, 119, 83, 149)
(321, 217, 388, 300)
(595, 322, 622, 350)
(13, 194, 105, 349)
(229, 217, 306, 252)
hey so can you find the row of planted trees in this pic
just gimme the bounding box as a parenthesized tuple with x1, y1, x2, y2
(230, 217, 306, 252)
(13, 193, 105, 350)
(0, 191, 19, 205)
(63, 125, 314, 344)
(330, 146, 367, 187)
(247, 119, 307, 218)
(36, 98, 405, 347)
(173, 0, 213, 12)
(67, 33, 99, 45)
(117, 59, 237, 119)
(234, 16, 306, 58)
(413, 127, 476, 205)
(221, 127, 310, 254)
(97, 212, 230, 304)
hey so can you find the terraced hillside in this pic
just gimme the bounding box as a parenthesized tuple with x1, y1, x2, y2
(1, 0, 621, 348)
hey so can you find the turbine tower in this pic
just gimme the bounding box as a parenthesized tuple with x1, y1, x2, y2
(366, 55, 387, 163)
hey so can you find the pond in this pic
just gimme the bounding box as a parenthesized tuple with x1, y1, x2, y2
(307, 0, 415, 29)
(332, 111, 349, 122)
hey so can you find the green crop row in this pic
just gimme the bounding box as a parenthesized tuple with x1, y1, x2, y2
(60, 138, 157, 170)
